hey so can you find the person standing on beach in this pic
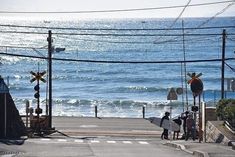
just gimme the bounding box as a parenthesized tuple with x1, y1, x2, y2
(185, 114, 195, 141)
(160, 112, 170, 140)
(173, 116, 182, 140)
(181, 111, 189, 139)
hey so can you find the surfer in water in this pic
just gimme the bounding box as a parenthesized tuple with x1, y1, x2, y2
(160, 112, 170, 140)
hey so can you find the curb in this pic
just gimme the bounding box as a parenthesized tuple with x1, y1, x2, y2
(193, 150, 210, 157)
(231, 142, 235, 150)
(164, 142, 193, 155)
(164, 141, 209, 157)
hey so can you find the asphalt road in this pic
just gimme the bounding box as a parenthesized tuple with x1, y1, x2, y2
(52, 117, 163, 137)
(0, 136, 193, 157)
(0, 117, 190, 157)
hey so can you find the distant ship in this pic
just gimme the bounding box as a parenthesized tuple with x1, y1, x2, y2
(43, 20, 51, 23)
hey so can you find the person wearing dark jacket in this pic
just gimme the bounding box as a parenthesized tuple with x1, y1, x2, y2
(181, 111, 189, 138)
(173, 116, 182, 140)
(160, 112, 170, 140)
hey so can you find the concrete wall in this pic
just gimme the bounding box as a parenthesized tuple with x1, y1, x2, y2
(206, 121, 230, 145)
(205, 107, 217, 121)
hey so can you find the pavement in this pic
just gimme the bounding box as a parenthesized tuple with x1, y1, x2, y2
(165, 140, 235, 157)
(0, 117, 235, 157)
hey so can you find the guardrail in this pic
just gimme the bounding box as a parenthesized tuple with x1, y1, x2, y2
(224, 120, 235, 134)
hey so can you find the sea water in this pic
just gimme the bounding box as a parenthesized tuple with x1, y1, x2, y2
(0, 17, 235, 118)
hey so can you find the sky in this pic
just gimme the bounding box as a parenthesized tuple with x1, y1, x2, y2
(0, 0, 235, 20)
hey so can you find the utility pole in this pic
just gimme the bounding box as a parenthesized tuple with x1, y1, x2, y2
(47, 30, 52, 128)
(182, 20, 188, 111)
(221, 29, 226, 99)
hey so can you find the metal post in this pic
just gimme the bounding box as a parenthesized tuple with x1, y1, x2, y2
(169, 106, 172, 141)
(26, 100, 30, 128)
(193, 96, 196, 141)
(48, 30, 52, 128)
(4, 93, 7, 137)
(142, 106, 145, 119)
(95, 105, 98, 118)
(198, 95, 202, 143)
(202, 102, 206, 143)
(36, 79, 40, 118)
(221, 29, 226, 99)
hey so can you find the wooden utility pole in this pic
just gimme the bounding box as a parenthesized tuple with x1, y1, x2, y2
(48, 30, 52, 128)
(221, 29, 226, 99)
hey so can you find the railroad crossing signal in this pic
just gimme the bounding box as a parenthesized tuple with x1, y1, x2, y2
(30, 71, 46, 115)
(30, 71, 46, 99)
(30, 71, 46, 83)
(187, 72, 203, 97)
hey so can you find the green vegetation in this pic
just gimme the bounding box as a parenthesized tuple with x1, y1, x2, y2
(216, 99, 235, 126)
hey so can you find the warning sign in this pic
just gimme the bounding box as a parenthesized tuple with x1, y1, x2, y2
(167, 88, 178, 100)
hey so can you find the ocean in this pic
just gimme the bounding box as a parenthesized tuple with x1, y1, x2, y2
(0, 17, 235, 118)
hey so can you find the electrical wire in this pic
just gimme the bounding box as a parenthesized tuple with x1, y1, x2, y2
(165, 0, 192, 30)
(0, 24, 234, 31)
(0, 1, 233, 14)
(55, 34, 219, 45)
(153, 2, 235, 44)
(0, 45, 47, 49)
(0, 30, 231, 36)
(0, 52, 234, 64)
(154, 0, 191, 43)
(225, 62, 235, 72)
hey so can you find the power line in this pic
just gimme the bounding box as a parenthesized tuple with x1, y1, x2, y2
(154, 0, 191, 44)
(0, 52, 234, 64)
(0, 24, 234, 31)
(0, 30, 232, 36)
(0, 45, 47, 49)
(196, 3, 234, 28)
(56, 34, 219, 45)
(225, 62, 235, 72)
(154, 3, 234, 44)
(168, 0, 192, 29)
(0, 1, 233, 14)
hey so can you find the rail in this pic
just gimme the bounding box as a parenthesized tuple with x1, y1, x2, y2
(224, 120, 235, 134)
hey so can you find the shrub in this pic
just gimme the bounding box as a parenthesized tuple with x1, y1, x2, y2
(216, 99, 235, 121)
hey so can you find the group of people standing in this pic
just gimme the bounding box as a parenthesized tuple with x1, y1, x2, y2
(160, 111, 196, 140)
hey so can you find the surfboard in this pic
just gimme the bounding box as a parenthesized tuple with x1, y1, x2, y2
(148, 117, 180, 131)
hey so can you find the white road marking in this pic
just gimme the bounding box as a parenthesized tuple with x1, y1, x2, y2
(90, 140, 100, 143)
(36, 138, 150, 146)
(41, 139, 51, 141)
(122, 141, 132, 144)
(57, 139, 67, 142)
(107, 141, 116, 144)
(74, 139, 84, 143)
(138, 141, 149, 145)
(80, 125, 98, 128)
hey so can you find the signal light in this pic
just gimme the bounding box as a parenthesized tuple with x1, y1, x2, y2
(34, 84, 40, 99)
(191, 106, 198, 112)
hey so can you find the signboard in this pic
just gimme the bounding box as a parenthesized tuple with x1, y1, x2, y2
(167, 88, 178, 100)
